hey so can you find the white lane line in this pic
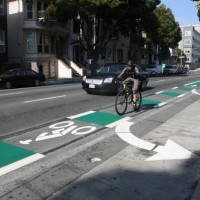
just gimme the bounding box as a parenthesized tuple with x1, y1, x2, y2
(155, 80, 164, 83)
(177, 94, 185, 98)
(0, 92, 24, 96)
(155, 91, 163, 94)
(0, 153, 45, 176)
(24, 95, 66, 103)
(68, 111, 95, 119)
(115, 121, 156, 151)
(192, 89, 200, 95)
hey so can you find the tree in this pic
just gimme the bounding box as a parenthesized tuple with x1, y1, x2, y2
(191, 0, 200, 20)
(47, 0, 126, 72)
(149, 4, 182, 61)
(117, 0, 161, 62)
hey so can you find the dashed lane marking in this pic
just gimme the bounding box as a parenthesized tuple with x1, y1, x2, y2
(69, 111, 131, 128)
(0, 141, 44, 176)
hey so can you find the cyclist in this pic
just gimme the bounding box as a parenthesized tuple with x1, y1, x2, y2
(117, 60, 140, 108)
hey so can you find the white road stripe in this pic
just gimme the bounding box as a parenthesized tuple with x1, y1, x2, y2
(115, 121, 156, 151)
(155, 91, 163, 94)
(0, 153, 45, 176)
(24, 95, 66, 103)
(0, 92, 24, 96)
(106, 117, 132, 128)
(68, 111, 95, 119)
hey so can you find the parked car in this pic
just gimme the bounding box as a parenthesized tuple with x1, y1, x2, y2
(163, 65, 178, 75)
(145, 64, 162, 76)
(0, 68, 46, 89)
(82, 63, 149, 95)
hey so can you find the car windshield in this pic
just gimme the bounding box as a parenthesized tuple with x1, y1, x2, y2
(97, 64, 125, 75)
(3, 69, 17, 75)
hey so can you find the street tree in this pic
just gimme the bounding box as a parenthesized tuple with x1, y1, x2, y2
(191, 0, 200, 20)
(149, 4, 182, 61)
(117, 0, 161, 62)
(47, 0, 126, 72)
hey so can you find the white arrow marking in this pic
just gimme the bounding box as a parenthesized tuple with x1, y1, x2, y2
(35, 132, 62, 141)
(115, 121, 156, 151)
(115, 122, 198, 161)
(19, 139, 33, 145)
(192, 89, 200, 95)
(146, 139, 198, 161)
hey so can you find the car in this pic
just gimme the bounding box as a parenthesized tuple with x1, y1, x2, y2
(163, 65, 178, 75)
(0, 68, 46, 89)
(145, 64, 162, 76)
(82, 63, 149, 95)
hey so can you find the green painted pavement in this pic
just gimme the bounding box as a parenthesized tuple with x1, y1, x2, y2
(142, 99, 161, 106)
(158, 91, 181, 97)
(187, 81, 200, 87)
(0, 141, 36, 168)
(73, 111, 124, 126)
(176, 87, 192, 91)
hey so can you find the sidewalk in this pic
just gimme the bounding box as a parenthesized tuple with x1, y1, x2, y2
(48, 93, 200, 200)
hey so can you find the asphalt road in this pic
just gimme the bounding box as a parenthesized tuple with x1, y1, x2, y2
(0, 72, 199, 136)
(0, 71, 200, 199)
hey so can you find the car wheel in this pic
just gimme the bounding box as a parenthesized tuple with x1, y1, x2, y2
(4, 81, 12, 89)
(141, 80, 147, 91)
(34, 79, 40, 86)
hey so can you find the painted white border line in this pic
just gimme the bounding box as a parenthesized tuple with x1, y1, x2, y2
(155, 91, 163, 94)
(155, 102, 167, 108)
(106, 117, 132, 128)
(0, 92, 24, 97)
(68, 111, 95, 119)
(0, 153, 45, 176)
(24, 95, 66, 103)
(177, 94, 186, 98)
(184, 81, 199, 86)
(192, 89, 200, 95)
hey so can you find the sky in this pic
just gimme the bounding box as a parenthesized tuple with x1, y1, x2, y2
(161, 0, 200, 26)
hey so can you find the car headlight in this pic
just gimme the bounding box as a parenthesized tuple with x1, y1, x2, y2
(104, 77, 113, 83)
(83, 76, 86, 82)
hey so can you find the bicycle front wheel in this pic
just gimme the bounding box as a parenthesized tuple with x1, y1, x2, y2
(134, 91, 142, 111)
(115, 91, 127, 115)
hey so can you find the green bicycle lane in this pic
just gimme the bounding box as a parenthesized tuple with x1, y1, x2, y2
(1, 81, 199, 176)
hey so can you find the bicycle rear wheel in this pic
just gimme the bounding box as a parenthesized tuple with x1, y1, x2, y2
(115, 91, 127, 115)
(134, 91, 142, 111)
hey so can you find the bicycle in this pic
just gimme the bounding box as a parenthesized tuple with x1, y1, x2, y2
(115, 80, 142, 115)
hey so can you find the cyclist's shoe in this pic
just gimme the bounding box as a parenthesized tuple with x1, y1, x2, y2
(132, 102, 137, 110)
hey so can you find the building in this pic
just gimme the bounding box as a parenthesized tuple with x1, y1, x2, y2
(0, 0, 8, 73)
(6, 0, 84, 78)
(179, 25, 200, 69)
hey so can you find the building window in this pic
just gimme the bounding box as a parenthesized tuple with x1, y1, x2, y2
(37, 33, 50, 53)
(73, 19, 80, 34)
(0, 0, 4, 15)
(184, 39, 191, 45)
(26, 2, 33, 19)
(26, 32, 34, 53)
(37, 1, 48, 19)
(185, 31, 191, 36)
(0, 31, 5, 53)
(44, 35, 49, 52)
(184, 48, 190, 54)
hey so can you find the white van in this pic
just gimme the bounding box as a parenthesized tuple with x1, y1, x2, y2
(145, 65, 162, 76)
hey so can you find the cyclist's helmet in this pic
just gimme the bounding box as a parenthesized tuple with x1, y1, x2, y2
(127, 60, 134, 68)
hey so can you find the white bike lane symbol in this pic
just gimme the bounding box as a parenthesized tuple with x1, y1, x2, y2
(20, 120, 97, 144)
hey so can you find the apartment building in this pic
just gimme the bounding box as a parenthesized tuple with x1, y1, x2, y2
(0, 0, 8, 73)
(6, 0, 76, 78)
(179, 25, 200, 69)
